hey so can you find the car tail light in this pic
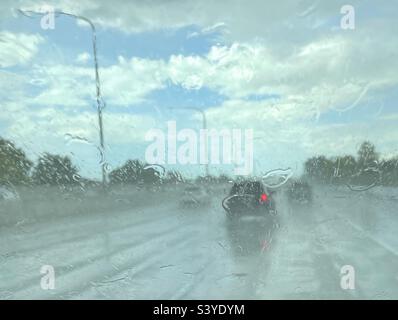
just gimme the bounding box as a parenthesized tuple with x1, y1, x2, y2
(260, 193, 268, 203)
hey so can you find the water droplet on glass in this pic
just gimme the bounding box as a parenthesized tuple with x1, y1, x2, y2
(262, 168, 293, 188)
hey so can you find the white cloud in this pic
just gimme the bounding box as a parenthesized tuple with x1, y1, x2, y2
(165, 32, 398, 117)
(3, 1, 397, 115)
(20, 57, 167, 108)
(100, 57, 167, 106)
(8, 1, 397, 48)
(1, 99, 157, 177)
(5, 108, 154, 145)
(76, 52, 91, 64)
(2, 30, 397, 169)
(0, 31, 44, 67)
(1, 0, 398, 177)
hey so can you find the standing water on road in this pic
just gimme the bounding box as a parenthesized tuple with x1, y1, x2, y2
(1, 1, 398, 300)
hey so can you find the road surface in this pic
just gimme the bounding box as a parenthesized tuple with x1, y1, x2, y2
(1, 185, 398, 299)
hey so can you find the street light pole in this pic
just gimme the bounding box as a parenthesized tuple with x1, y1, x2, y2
(19, 9, 107, 189)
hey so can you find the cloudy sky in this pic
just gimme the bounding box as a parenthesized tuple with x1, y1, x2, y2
(0, 0, 397, 179)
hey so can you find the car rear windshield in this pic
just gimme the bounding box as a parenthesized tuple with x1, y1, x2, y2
(231, 181, 263, 195)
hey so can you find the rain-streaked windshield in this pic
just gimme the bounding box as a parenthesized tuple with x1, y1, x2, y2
(1, 1, 397, 300)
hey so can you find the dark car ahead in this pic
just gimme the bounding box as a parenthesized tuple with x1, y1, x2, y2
(222, 180, 276, 219)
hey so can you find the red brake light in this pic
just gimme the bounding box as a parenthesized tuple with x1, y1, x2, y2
(260, 193, 268, 203)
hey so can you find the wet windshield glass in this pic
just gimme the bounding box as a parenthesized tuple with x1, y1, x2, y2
(1, 1, 397, 300)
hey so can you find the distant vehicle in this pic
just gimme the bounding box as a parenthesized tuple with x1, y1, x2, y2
(0, 185, 20, 202)
(286, 179, 313, 204)
(179, 185, 210, 209)
(222, 180, 276, 219)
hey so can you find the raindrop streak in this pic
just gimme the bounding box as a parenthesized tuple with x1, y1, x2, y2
(64, 133, 91, 146)
(262, 168, 294, 188)
(144, 164, 166, 178)
(346, 183, 377, 192)
(297, 0, 318, 18)
(64, 133, 106, 166)
(222, 194, 256, 212)
(333, 83, 372, 113)
(346, 167, 381, 192)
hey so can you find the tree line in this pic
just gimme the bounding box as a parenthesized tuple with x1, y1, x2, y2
(304, 141, 398, 187)
(1, 137, 80, 186)
(0, 136, 187, 187)
(3, 136, 397, 188)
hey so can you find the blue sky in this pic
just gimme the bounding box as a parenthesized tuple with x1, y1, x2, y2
(1, 1, 397, 179)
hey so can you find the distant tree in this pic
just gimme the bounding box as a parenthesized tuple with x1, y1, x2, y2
(195, 175, 217, 184)
(0, 137, 33, 185)
(304, 156, 318, 179)
(142, 166, 162, 185)
(164, 170, 185, 184)
(217, 174, 232, 183)
(304, 156, 334, 183)
(109, 159, 162, 185)
(109, 159, 143, 184)
(332, 155, 357, 183)
(303, 142, 397, 187)
(357, 141, 379, 169)
(32, 153, 79, 186)
(379, 157, 398, 186)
